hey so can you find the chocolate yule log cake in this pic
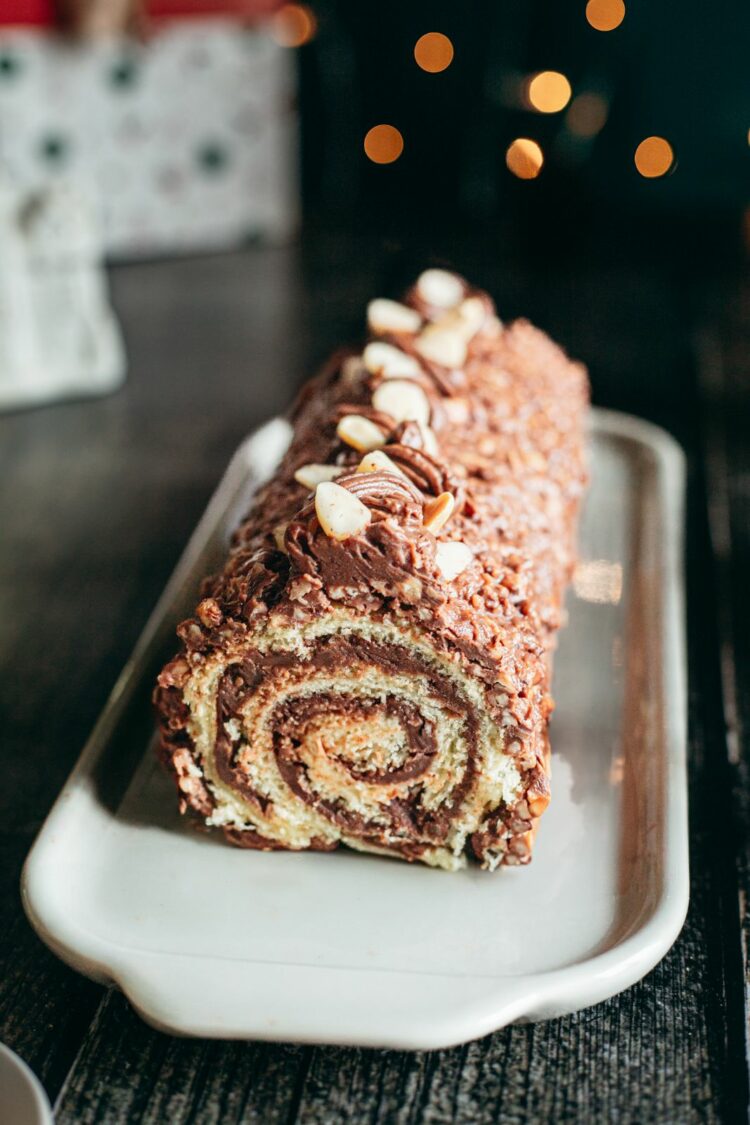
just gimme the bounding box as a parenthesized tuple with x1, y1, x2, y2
(154, 269, 589, 871)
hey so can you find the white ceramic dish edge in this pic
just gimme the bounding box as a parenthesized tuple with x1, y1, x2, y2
(21, 409, 689, 1050)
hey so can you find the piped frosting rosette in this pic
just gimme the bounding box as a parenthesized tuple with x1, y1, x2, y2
(155, 270, 589, 870)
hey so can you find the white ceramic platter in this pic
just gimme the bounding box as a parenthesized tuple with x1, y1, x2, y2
(22, 409, 688, 1050)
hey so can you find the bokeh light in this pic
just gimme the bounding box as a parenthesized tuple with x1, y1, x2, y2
(506, 138, 544, 180)
(585, 0, 626, 31)
(634, 136, 674, 178)
(566, 92, 608, 137)
(526, 71, 572, 114)
(414, 32, 454, 73)
(270, 4, 317, 48)
(364, 125, 404, 165)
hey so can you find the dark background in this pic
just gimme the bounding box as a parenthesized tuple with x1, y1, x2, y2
(292, 0, 750, 426)
(2, 2, 750, 1121)
(301, 0, 749, 223)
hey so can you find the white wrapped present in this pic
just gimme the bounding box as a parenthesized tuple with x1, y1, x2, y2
(0, 19, 298, 258)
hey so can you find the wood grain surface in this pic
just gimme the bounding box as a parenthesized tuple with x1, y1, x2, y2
(1, 235, 748, 1123)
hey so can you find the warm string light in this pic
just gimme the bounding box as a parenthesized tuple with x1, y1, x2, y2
(585, 0, 626, 32)
(414, 32, 454, 73)
(270, 4, 317, 48)
(634, 136, 674, 178)
(356, 4, 683, 182)
(526, 71, 572, 114)
(364, 124, 404, 164)
(506, 138, 544, 180)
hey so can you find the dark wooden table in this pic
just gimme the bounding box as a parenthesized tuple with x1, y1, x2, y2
(1, 229, 748, 1123)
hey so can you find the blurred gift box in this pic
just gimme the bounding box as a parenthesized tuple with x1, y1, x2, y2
(0, 1, 299, 258)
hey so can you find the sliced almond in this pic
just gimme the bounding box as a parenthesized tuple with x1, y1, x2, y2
(415, 323, 468, 368)
(372, 379, 430, 426)
(417, 421, 440, 457)
(315, 481, 371, 541)
(416, 268, 464, 309)
(456, 296, 487, 338)
(273, 523, 288, 553)
(423, 491, 455, 534)
(336, 414, 386, 452)
(294, 463, 344, 489)
(434, 540, 473, 581)
(356, 449, 408, 479)
(363, 341, 422, 380)
(367, 298, 422, 336)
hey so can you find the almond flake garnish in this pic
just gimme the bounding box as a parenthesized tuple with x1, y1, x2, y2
(336, 414, 386, 452)
(315, 481, 371, 541)
(435, 540, 473, 581)
(415, 322, 468, 368)
(417, 422, 440, 457)
(456, 296, 487, 338)
(363, 341, 422, 380)
(423, 491, 455, 534)
(356, 449, 408, 479)
(372, 379, 430, 426)
(367, 299, 422, 336)
(294, 463, 344, 489)
(416, 269, 464, 310)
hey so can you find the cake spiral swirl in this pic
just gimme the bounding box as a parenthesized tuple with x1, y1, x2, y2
(154, 270, 588, 870)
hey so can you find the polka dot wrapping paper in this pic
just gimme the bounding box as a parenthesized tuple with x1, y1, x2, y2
(0, 20, 298, 257)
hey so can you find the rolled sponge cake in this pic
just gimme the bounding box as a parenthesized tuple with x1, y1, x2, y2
(154, 270, 589, 871)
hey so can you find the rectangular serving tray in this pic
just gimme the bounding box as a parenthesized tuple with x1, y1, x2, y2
(22, 408, 688, 1050)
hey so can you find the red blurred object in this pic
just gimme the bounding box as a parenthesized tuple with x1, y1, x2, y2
(0, 0, 281, 26)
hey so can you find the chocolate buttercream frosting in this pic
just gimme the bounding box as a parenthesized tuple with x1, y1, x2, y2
(154, 269, 589, 870)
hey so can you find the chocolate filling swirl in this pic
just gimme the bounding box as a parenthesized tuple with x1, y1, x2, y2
(154, 269, 589, 871)
(209, 635, 482, 860)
